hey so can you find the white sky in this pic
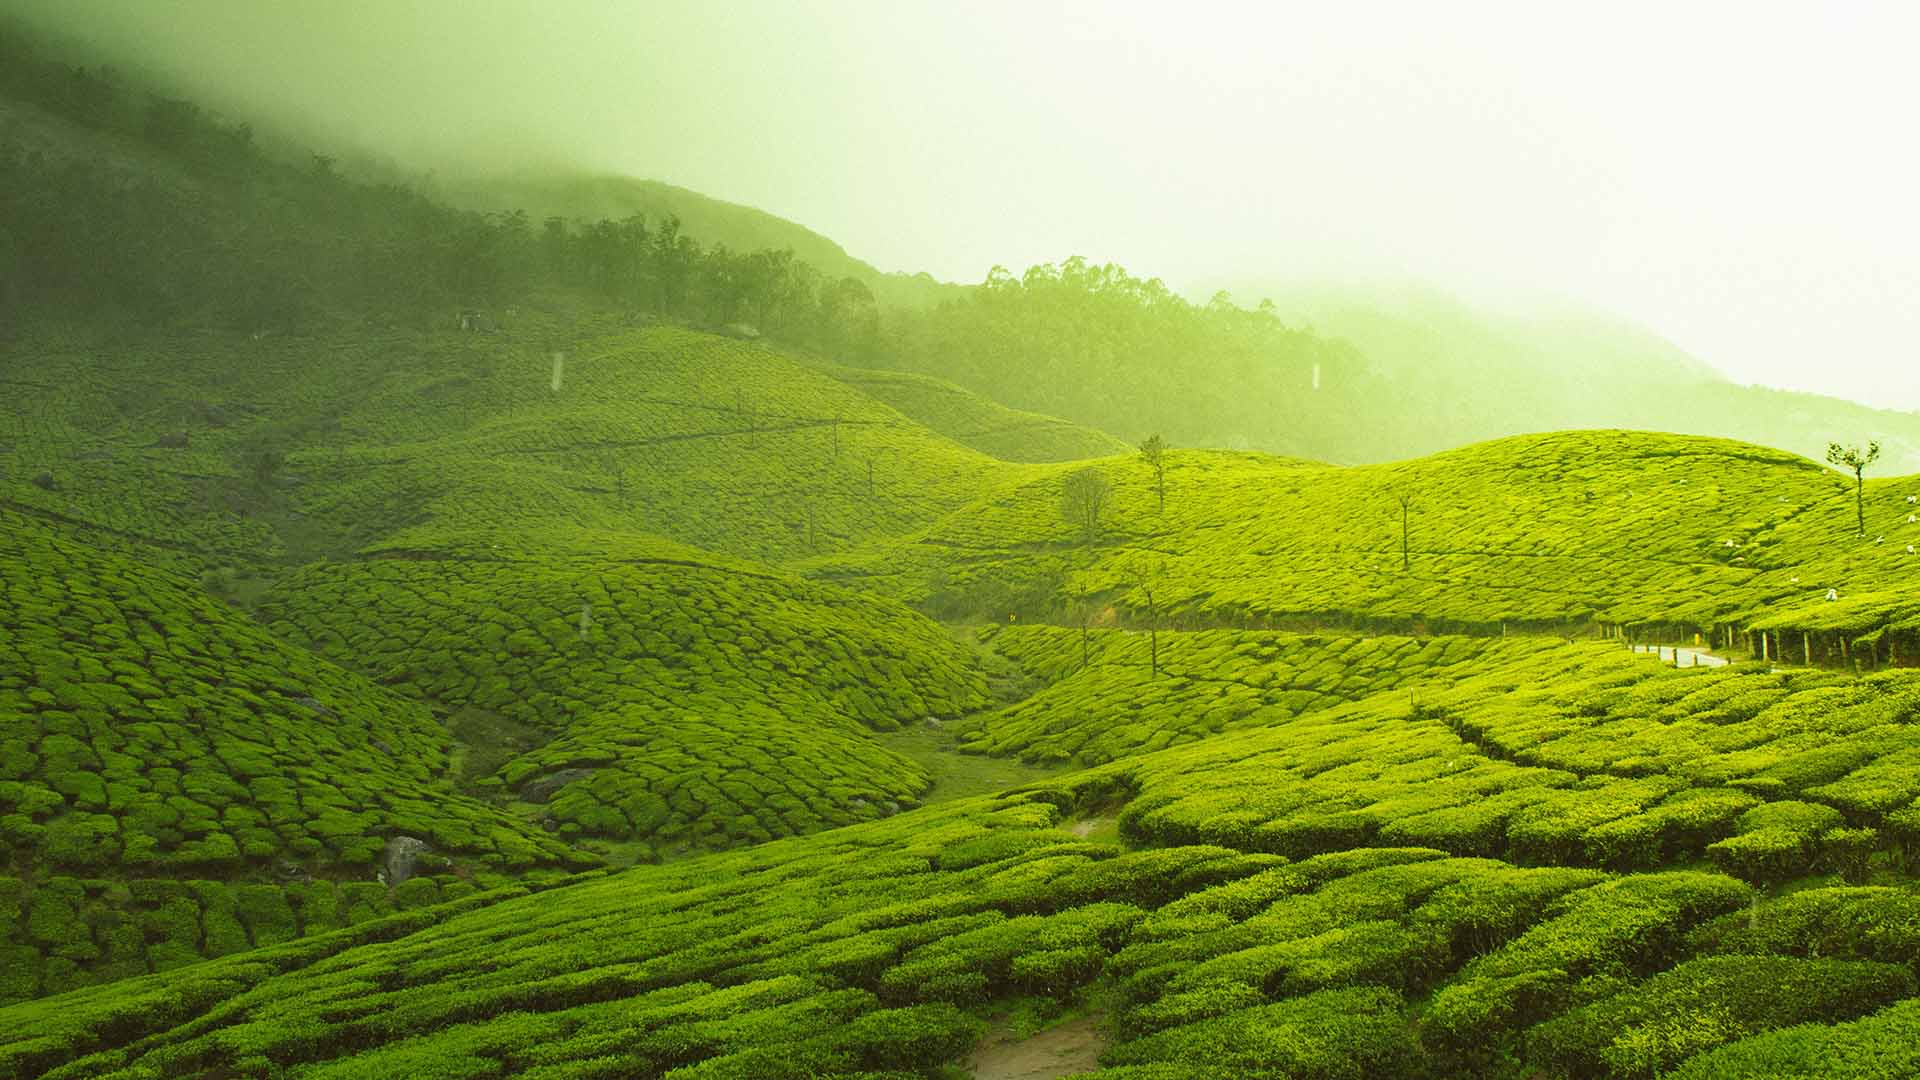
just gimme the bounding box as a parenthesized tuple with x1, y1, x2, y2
(16, 0, 1920, 410)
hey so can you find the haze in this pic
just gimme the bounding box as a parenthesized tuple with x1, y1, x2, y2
(12, 0, 1920, 411)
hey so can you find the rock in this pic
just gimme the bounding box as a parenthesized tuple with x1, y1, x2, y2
(518, 767, 598, 805)
(30, 471, 55, 491)
(154, 431, 190, 449)
(382, 835, 432, 887)
(880, 801, 900, 817)
(293, 696, 339, 720)
(720, 322, 761, 340)
(370, 739, 394, 756)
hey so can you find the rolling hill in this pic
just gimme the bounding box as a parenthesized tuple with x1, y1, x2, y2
(14, 22, 1920, 1080)
(816, 428, 1920, 656)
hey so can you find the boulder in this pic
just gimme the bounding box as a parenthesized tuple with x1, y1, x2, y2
(382, 835, 432, 887)
(519, 767, 598, 805)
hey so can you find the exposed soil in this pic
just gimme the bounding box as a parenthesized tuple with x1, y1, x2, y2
(966, 1013, 1108, 1080)
(1068, 816, 1114, 839)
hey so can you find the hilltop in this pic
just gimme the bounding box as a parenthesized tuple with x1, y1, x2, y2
(817, 428, 1920, 658)
(431, 172, 959, 311)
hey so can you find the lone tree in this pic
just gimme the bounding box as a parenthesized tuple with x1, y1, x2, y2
(1129, 554, 1167, 679)
(1827, 440, 1881, 537)
(1139, 433, 1168, 512)
(1070, 576, 1095, 672)
(1061, 467, 1112, 546)
(1393, 487, 1415, 571)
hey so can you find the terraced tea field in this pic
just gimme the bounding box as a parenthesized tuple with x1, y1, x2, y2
(259, 552, 989, 855)
(17, 633, 1920, 1079)
(810, 361, 1133, 464)
(819, 429, 1920, 654)
(11, 319, 1920, 1078)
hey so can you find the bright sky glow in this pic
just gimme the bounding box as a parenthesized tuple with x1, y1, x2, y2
(15, 0, 1920, 409)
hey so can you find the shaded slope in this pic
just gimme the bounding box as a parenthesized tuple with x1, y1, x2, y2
(1, 324, 1022, 569)
(0, 508, 579, 880)
(433, 171, 960, 310)
(810, 360, 1132, 463)
(0, 509, 595, 1003)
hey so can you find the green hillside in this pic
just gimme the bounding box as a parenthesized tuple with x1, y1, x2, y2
(873, 263, 1920, 471)
(432, 172, 959, 311)
(819, 429, 1920, 654)
(259, 553, 988, 856)
(17, 643, 1920, 1078)
(0, 323, 1015, 569)
(0, 508, 600, 1004)
(13, 20, 1920, 1080)
(809, 361, 1132, 463)
(1252, 281, 1920, 473)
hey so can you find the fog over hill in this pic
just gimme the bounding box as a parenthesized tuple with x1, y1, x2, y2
(14, 8, 1920, 1079)
(7, 0, 1918, 413)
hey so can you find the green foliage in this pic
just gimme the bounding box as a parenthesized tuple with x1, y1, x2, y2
(263, 553, 987, 851)
(1666, 998, 1920, 1079)
(1530, 954, 1914, 1079)
(813, 360, 1130, 463)
(0, 510, 583, 880)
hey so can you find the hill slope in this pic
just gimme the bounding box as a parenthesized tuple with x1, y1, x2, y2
(1257, 280, 1920, 472)
(259, 549, 988, 857)
(433, 172, 960, 310)
(16, 643, 1920, 1078)
(818, 429, 1920, 651)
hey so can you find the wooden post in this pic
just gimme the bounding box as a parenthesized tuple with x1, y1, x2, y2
(1761, 632, 1769, 662)
(1805, 633, 1812, 667)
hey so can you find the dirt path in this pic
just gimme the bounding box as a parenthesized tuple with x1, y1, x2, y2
(966, 1013, 1108, 1080)
(1068, 816, 1114, 839)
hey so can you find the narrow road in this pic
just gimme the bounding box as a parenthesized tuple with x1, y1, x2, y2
(1629, 643, 1730, 668)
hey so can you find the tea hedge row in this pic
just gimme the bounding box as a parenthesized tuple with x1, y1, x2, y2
(819, 429, 1920, 642)
(960, 625, 1551, 764)
(0, 510, 584, 878)
(810, 360, 1133, 463)
(15, 786, 1918, 1080)
(0, 872, 504, 1006)
(261, 555, 990, 851)
(1011, 642, 1920, 881)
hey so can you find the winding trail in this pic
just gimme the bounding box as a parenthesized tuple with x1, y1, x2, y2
(966, 1014, 1108, 1080)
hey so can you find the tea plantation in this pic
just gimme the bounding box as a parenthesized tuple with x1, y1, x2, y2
(15, 663, 1920, 1080)
(0, 508, 596, 1003)
(821, 429, 1920, 651)
(12, 320, 1920, 1077)
(809, 361, 1133, 464)
(258, 552, 989, 854)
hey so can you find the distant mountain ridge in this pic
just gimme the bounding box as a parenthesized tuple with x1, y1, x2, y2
(432, 171, 961, 311)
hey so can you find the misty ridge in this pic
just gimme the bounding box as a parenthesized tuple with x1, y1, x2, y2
(6, 5, 1920, 1080)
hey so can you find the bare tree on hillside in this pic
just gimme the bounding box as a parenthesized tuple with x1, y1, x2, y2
(1393, 486, 1416, 571)
(1139, 433, 1168, 513)
(1827, 441, 1881, 537)
(1061, 467, 1112, 547)
(1131, 554, 1167, 679)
